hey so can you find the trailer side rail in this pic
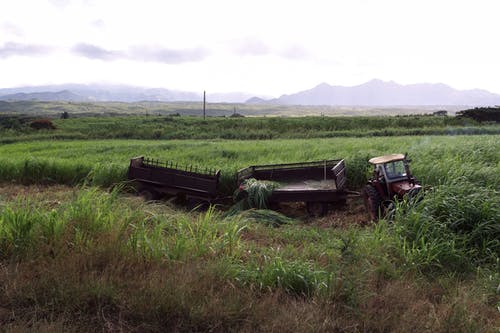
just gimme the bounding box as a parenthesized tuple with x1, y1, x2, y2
(128, 156, 221, 199)
(237, 159, 346, 189)
(141, 157, 219, 178)
(239, 159, 344, 173)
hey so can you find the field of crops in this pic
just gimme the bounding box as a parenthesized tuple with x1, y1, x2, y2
(2, 113, 499, 143)
(0, 100, 466, 118)
(0, 119, 499, 331)
(0, 135, 498, 189)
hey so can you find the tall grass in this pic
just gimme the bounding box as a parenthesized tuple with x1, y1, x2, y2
(1, 135, 497, 192)
(234, 256, 331, 296)
(391, 181, 499, 272)
(2, 114, 499, 142)
(1, 184, 499, 331)
(0, 188, 245, 261)
(135, 206, 245, 260)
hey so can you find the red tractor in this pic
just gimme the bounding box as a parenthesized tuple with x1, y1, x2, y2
(362, 154, 422, 220)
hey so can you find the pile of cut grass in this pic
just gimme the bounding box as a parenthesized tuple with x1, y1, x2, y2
(236, 178, 281, 208)
(236, 209, 296, 227)
(226, 178, 281, 215)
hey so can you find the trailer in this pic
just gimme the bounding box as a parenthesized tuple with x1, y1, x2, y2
(237, 159, 348, 216)
(128, 156, 221, 202)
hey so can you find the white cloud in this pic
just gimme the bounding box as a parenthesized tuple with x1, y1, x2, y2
(71, 43, 120, 60)
(128, 45, 209, 64)
(1, 22, 24, 37)
(0, 42, 53, 58)
(70, 43, 210, 63)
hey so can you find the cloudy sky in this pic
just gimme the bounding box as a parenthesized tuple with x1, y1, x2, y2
(1, 0, 499, 96)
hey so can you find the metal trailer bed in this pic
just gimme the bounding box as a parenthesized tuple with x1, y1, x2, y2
(128, 156, 221, 202)
(237, 159, 348, 216)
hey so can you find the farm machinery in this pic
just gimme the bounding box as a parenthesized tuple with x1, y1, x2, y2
(127, 156, 348, 216)
(236, 159, 348, 216)
(128, 154, 421, 219)
(362, 154, 422, 220)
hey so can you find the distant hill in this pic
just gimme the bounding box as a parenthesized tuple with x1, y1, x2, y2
(0, 90, 87, 102)
(245, 96, 268, 104)
(248, 79, 500, 106)
(0, 84, 269, 103)
(0, 84, 201, 103)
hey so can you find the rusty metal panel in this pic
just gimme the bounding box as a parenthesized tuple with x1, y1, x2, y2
(128, 157, 220, 199)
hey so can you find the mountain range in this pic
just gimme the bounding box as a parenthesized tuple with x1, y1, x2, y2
(0, 84, 255, 103)
(247, 80, 500, 106)
(1, 80, 500, 106)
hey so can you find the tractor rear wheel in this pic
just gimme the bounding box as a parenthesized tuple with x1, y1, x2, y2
(362, 185, 383, 221)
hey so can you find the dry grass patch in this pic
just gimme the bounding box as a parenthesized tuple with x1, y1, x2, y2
(0, 183, 76, 204)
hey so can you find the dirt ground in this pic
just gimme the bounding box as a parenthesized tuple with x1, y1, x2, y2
(0, 183, 77, 204)
(274, 196, 370, 227)
(0, 183, 370, 225)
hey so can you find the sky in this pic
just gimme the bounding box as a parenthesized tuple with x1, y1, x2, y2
(1, 0, 499, 97)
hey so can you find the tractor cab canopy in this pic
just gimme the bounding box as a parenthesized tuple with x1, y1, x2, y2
(368, 154, 405, 165)
(369, 154, 410, 183)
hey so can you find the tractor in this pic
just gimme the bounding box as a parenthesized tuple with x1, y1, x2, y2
(362, 153, 422, 220)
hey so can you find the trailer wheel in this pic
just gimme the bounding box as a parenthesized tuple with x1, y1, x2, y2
(362, 185, 382, 221)
(139, 189, 158, 201)
(306, 202, 328, 217)
(331, 198, 347, 209)
(187, 198, 209, 211)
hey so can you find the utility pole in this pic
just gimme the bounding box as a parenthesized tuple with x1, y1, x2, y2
(203, 90, 206, 120)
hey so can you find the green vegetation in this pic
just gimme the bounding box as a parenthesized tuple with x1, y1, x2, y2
(0, 100, 465, 118)
(0, 110, 498, 331)
(1, 113, 499, 142)
(457, 106, 500, 122)
(236, 209, 296, 227)
(0, 184, 498, 331)
(0, 135, 497, 190)
(393, 182, 499, 272)
(233, 178, 281, 210)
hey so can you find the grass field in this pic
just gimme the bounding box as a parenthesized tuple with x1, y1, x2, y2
(0, 100, 467, 117)
(0, 114, 499, 331)
(0, 135, 498, 189)
(2, 113, 499, 143)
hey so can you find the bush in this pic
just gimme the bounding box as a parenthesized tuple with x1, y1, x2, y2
(235, 256, 330, 296)
(456, 107, 500, 122)
(30, 119, 56, 130)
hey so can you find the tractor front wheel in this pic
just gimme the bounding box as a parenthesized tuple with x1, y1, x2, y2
(362, 185, 383, 221)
